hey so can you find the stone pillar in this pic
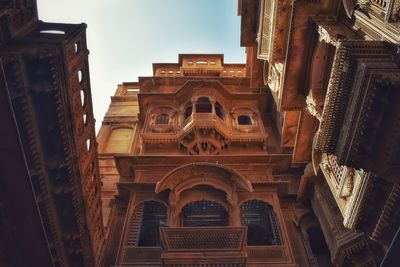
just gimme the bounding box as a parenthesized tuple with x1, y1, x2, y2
(228, 192, 241, 226)
(210, 99, 216, 115)
(168, 190, 179, 227)
(191, 96, 197, 113)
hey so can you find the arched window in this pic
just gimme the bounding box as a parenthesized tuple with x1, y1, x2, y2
(155, 114, 169, 125)
(184, 102, 192, 119)
(215, 102, 224, 119)
(240, 200, 281, 245)
(195, 97, 212, 113)
(137, 201, 167, 247)
(182, 200, 227, 227)
(238, 115, 252, 125)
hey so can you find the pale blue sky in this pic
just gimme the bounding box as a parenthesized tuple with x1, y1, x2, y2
(37, 0, 245, 131)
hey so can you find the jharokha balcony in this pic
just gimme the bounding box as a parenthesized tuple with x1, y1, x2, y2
(160, 226, 247, 266)
(120, 226, 291, 267)
(117, 197, 292, 267)
(140, 94, 269, 155)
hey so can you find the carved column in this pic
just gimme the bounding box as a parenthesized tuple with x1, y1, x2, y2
(168, 190, 179, 227)
(210, 98, 216, 115)
(228, 192, 241, 226)
(191, 96, 197, 114)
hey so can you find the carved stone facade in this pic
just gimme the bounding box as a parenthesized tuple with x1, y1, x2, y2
(239, 0, 400, 265)
(2, 0, 400, 266)
(97, 54, 320, 266)
(0, 2, 104, 267)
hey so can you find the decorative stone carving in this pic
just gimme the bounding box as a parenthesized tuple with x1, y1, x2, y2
(371, 183, 400, 241)
(180, 128, 228, 155)
(155, 162, 253, 196)
(318, 25, 345, 47)
(267, 62, 283, 94)
(0, 22, 104, 266)
(389, 0, 400, 22)
(315, 41, 398, 159)
(306, 94, 323, 121)
(230, 107, 260, 133)
(338, 167, 354, 199)
(159, 227, 247, 266)
(342, 170, 371, 228)
(147, 106, 177, 133)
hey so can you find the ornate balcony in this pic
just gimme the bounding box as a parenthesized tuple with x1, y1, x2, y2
(160, 227, 247, 266)
(179, 113, 230, 155)
(315, 40, 400, 180)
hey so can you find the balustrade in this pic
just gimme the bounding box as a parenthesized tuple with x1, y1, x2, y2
(160, 227, 246, 251)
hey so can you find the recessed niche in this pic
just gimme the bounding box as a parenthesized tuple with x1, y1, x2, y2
(40, 30, 65, 35)
(77, 70, 83, 83)
(83, 113, 88, 125)
(86, 139, 91, 151)
(126, 88, 139, 94)
(74, 43, 79, 54)
(80, 89, 85, 107)
(238, 115, 252, 125)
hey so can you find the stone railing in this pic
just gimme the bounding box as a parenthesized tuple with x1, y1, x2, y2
(160, 227, 247, 251)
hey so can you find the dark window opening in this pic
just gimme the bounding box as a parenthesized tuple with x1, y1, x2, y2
(215, 102, 224, 119)
(240, 200, 281, 246)
(307, 227, 329, 254)
(138, 201, 167, 247)
(155, 114, 169, 125)
(238, 115, 252, 125)
(182, 200, 227, 227)
(307, 226, 334, 266)
(195, 97, 212, 113)
(184, 103, 192, 119)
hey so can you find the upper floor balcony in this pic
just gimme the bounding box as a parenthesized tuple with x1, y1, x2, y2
(140, 94, 269, 155)
(116, 193, 295, 267)
(119, 226, 292, 267)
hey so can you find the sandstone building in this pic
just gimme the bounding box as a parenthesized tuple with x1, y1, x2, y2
(0, 0, 400, 266)
(0, 1, 104, 266)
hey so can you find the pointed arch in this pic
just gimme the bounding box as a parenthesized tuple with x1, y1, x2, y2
(155, 162, 253, 196)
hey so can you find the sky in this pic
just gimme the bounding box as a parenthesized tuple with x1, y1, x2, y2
(37, 0, 246, 132)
